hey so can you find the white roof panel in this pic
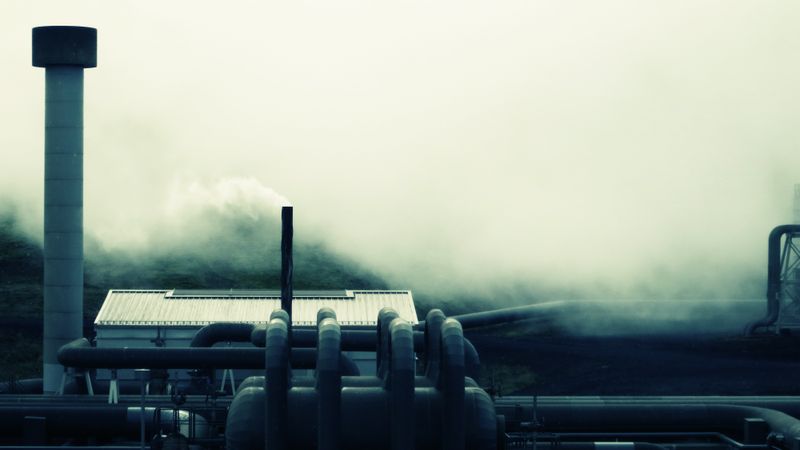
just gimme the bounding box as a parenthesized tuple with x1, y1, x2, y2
(94, 289, 418, 327)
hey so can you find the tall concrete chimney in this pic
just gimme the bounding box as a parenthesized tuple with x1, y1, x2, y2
(32, 26, 97, 393)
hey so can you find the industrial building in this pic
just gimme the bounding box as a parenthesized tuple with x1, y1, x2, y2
(93, 289, 418, 385)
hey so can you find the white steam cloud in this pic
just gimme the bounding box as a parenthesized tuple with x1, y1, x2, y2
(2, 2, 800, 305)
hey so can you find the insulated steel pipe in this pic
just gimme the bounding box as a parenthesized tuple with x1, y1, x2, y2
(388, 318, 415, 450)
(250, 326, 415, 348)
(226, 386, 497, 450)
(58, 337, 358, 372)
(498, 403, 800, 448)
(0, 406, 207, 440)
(440, 318, 466, 450)
(317, 313, 342, 450)
(190, 322, 255, 347)
(33, 25, 97, 393)
(439, 301, 566, 330)
(424, 309, 446, 381)
(266, 315, 290, 450)
(376, 308, 400, 379)
(745, 224, 800, 335)
(226, 308, 497, 449)
(249, 324, 481, 380)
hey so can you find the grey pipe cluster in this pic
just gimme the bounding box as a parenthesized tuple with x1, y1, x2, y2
(226, 307, 499, 449)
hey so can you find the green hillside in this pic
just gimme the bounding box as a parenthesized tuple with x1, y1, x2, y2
(0, 213, 387, 380)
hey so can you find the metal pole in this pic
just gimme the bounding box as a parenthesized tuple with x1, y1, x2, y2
(32, 26, 97, 393)
(280, 206, 293, 343)
(134, 369, 150, 449)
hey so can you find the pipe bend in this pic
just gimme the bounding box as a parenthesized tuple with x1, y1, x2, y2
(317, 307, 337, 327)
(388, 318, 415, 450)
(317, 318, 342, 375)
(439, 318, 466, 450)
(190, 322, 255, 347)
(265, 315, 290, 450)
(317, 315, 342, 450)
(377, 307, 399, 379)
(424, 309, 446, 381)
(265, 318, 290, 373)
(463, 337, 481, 381)
(745, 224, 800, 336)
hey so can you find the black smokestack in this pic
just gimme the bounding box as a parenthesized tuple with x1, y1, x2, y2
(280, 206, 293, 331)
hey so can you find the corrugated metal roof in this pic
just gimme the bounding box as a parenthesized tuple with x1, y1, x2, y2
(94, 289, 418, 327)
(169, 289, 352, 298)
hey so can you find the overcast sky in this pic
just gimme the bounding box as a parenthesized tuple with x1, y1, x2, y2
(2, 2, 800, 300)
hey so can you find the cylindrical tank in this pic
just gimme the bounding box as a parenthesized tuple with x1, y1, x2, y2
(226, 386, 497, 450)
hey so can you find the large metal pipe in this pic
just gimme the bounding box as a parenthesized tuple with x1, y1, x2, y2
(0, 406, 207, 439)
(226, 386, 496, 449)
(249, 325, 481, 379)
(745, 224, 800, 335)
(495, 396, 800, 421)
(388, 319, 415, 450)
(434, 301, 566, 330)
(376, 308, 400, 379)
(265, 315, 290, 450)
(32, 26, 97, 393)
(440, 318, 466, 450)
(317, 314, 342, 450)
(58, 337, 357, 371)
(190, 322, 255, 347)
(499, 403, 800, 447)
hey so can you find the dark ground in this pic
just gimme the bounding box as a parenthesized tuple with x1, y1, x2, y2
(468, 330, 800, 396)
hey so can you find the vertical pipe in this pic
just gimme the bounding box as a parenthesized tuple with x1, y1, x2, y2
(281, 206, 293, 342)
(317, 313, 342, 450)
(376, 308, 399, 379)
(265, 315, 290, 450)
(32, 26, 97, 394)
(388, 318, 415, 450)
(423, 309, 445, 380)
(440, 318, 466, 450)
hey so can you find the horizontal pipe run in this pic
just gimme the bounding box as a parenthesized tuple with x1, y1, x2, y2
(442, 301, 566, 330)
(58, 338, 357, 372)
(248, 326, 480, 379)
(530, 443, 669, 450)
(0, 406, 205, 439)
(499, 403, 800, 445)
(190, 322, 255, 347)
(250, 327, 424, 349)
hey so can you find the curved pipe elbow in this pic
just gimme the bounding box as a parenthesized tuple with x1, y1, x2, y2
(745, 224, 800, 336)
(190, 322, 255, 347)
(388, 318, 415, 450)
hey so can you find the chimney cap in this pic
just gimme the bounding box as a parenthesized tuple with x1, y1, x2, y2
(32, 26, 97, 68)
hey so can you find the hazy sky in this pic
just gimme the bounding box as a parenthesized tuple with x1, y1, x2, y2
(2, 2, 800, 300)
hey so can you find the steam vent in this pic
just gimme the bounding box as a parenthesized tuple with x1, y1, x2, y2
(33, 26, 97, 393)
